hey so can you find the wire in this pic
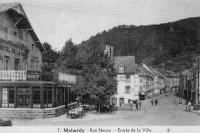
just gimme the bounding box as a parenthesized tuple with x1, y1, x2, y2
(20, 1, 182, 21)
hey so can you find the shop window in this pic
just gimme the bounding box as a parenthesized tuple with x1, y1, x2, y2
(8, 89, 14, 107)
(2, 88, 8, 107)
(125, 86, 130, 94)
(33, 88, 41, 108)
(57, 87, 64, 106)
(44, 88, 52, 108)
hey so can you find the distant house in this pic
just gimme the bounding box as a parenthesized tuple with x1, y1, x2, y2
(135, 64, 154, 98)
(110, 56, 140, 106)
(142, 64, 166, 96)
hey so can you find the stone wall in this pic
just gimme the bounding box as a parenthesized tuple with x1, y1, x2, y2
(0, 105, 66, 119)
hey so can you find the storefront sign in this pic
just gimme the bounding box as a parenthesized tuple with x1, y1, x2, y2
(17, 88, 31, 94)
(27, 71, 41, 81)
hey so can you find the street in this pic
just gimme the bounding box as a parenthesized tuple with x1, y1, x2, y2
(12, 94, 200, 126)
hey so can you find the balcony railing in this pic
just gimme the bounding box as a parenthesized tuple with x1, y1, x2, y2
(0, 70, 77, 84)
(0, 70, 27, 81)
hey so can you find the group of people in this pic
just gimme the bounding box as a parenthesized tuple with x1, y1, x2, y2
(151, 97, 158, 106)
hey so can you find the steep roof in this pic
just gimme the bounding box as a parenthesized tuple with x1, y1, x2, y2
(135, 64, 154, 78)
(0, 3, 45, 52)
(114, 56, 135, 74)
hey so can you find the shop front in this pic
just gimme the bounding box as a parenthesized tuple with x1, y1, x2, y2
(0, 81, 73, 119)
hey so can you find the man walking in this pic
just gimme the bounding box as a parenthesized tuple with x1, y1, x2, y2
(151, 98, 154, 106)
(155, 98, 158, 106)
(135, 101, 139, 110)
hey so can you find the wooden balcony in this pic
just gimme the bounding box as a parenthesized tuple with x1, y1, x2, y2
(0, 70, 27, 81)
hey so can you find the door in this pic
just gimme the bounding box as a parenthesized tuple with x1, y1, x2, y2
(17, 95, 30, 107)
(119, 98, 124, 107)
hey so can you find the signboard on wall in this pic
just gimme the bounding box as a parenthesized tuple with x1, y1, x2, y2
(27, 71, 41, 81)
(17, 88, 31, 95)
(58, 72, 76, 84)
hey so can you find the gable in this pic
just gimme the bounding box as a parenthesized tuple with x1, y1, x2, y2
(0, 3, 45, 52)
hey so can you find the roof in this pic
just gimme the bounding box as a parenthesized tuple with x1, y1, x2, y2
(114, 56, 135, 74)
(0, 3, 45, 52)
(142, 63, 166, 79)
(135, 64, 154, 78)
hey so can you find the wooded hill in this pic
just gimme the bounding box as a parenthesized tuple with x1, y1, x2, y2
(79, 17, 200, 72)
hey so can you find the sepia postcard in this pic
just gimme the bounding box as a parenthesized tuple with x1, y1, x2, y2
(0, 0, 200, 133)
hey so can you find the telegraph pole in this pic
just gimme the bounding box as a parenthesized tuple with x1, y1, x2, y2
(197, 57, 200, 104)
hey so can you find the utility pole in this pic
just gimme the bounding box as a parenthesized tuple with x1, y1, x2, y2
(197, 57, 200, 104)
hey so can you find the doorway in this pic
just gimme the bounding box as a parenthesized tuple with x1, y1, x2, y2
(17, 95, 30, 107)
(119, 98, 124, 107)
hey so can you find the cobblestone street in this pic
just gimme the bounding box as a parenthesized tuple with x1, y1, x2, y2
(11, 93, 200, 126)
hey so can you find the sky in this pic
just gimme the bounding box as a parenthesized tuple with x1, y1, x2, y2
(1, 0, 200, 50)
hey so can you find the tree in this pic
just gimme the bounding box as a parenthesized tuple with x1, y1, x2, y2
(73, 45, 117, 112)
(41, 42, 60, 81)
(57, 39, 81, 74)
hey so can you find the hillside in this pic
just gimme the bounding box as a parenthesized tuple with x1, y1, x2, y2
(78, 17, 200, 72)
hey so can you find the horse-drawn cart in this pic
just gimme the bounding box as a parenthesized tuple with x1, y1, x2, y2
(66, 102, 84, 118)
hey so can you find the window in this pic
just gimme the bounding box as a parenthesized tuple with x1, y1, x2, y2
(31, 59, 34, 70)
(125, 74, 131, 82)
(8, 89, 14, 107)
(36, 61, 39, 71)
(2, 88, 8, 107)
(13, 31, 18, 37)
(18, 30, 23, 40)
(57, 87, 64, 106)
(14, 58, 20, 70)
(3, 26, 8, 33)
(125, 86, 131, 94)
(44, 88, 52, 108)
(33, 88, 41, 108)
(119, 64, 125, 73)
(3, 56, 10, 70)
(111, 97, 117, 105)
(32, 44, 34, 51)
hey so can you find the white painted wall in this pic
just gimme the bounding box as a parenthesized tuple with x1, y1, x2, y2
(111, 74, 140, 106)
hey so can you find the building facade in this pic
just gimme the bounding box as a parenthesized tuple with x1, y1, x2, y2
(110, 56, 140, 107)
(0, 3, 75, 119)
(142, 64, 166, 96)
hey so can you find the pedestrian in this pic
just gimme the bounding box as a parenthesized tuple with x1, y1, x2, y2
(138, 100, 142, 110)
(151, 98, 154, 106)
(135, 101, 138, 110)
(187, 101, 191, 112)
(155, 98, 158, 106)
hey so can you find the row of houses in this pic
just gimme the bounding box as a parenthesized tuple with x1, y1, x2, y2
(180, 64, 200, 107)
(105, 45, 180, 107)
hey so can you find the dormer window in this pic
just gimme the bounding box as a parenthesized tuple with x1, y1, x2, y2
(119, 64, 125, 73)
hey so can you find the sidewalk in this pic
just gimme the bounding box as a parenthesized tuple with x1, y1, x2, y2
(174, 96, 200, 114)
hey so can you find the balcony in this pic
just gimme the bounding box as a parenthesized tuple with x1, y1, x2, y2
(0, 70, 76, 83)
(0, 70, 27, 81)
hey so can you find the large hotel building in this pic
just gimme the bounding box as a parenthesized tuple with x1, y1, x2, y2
(0, 3, 75, 119)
